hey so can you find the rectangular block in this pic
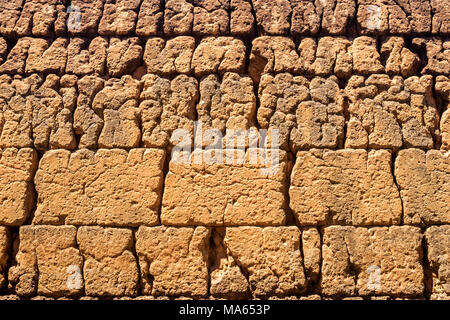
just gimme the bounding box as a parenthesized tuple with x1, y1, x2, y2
(77, 226, 138, 297)
(223, 226, 306, 298)
(395, 149, 450, 225)
(425, 226, 450, 300)
(34, 148, 165, 226)
(321, 226, 424, 297)
(0, 227, 9, 289)
(0, 148, 37, 226)
(290, 149, 402, 226)
(161, 148, 289, 226)
(8, 226, 83, 297)
(135, 226, 210, 297)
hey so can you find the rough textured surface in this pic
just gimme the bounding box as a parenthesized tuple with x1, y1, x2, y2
(321, 226, 424, 297)
(224, 227, 307, 298)
(425, 226, 450, 300)
(395, 149, 450, 225)
(0, 148, 37, 226)
(290, 149, 402, 226)
(0, 227, 9, 289)
(34, 149, 165, 226)
(8, 225, 83, 297)
(0, 0, 449, 301)
(162, 149, 289, 226)
(135, 226, 210, 297)
(77, 226, 138, 297)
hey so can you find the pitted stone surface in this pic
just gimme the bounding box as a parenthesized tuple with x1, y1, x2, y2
(34, 148, 165, 226)
(223, 226, 307, 298)
(321, 226, 424, 297)
(290, 149, 402, 226)
(135, 226, 210, 297)
(8, 225, 83, 297)
(425, 226, 450, 300)
(395, 149, 450, 225)
(0, 148, 37, 226)
(0, 227, 9, 289)
(162, 149, 289, 226)
(77, 226, 139, 297)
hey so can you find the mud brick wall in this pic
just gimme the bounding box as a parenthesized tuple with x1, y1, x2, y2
(0, 0, 449, 300)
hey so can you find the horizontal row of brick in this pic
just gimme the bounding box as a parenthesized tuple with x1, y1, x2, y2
(1, 71, 449, 152)
(1, 36, 449, 77)
(0, 0, 448, 38)
(1, 147, 449, 227)
(0, 224, 448, 299)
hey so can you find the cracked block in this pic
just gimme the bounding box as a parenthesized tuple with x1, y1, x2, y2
(344, 74, 440, 150)
(412, 38, 450, 75)
(257, 74, 345, 151)
(66, 37, 108, 76)
(161, 148, 289, 226)
(98, 0, 141, 36)
(209, 229, 250, 299)
(0, 37, 6, 64)
(224, 226, 306, 298)
(425, 226, 450, 300)
(0, 148, 37, 226)
(290, 149, 402, 226)
(140, 73, 198, 148)
(85, 75, 140, 149)
(68, 0, 104, 36)
(144, 37, 195, 75)
(8, 225, 83, 297)
(197, 72, 256, 136)
(436, 76, 450, 150)
(0, 0, 23, 36)
(252, 0, 291, 35)
(0, 74, 78, 151)
(136, 0, 164, 36)
(380, 36, 420, 78)
(321, 226, 424, 297)
(9, 0, 66, 37)
(25, 38, 67, 74)
(230, 0, 254, 36)
(191, 37, 246, 76)
(135, 226, 210, 297)
(395, 149, 450, 225)
(34, 148, 165, 226)
(298, 37, 353, 78)
(249, 36, 301, 83)
(164, 0, 194, 36)
(302, 228, 321, 284)
(291, 0, 355, 35)
(77, 226, 139, 297)
(193, 0, 229, 36)
(106, 37, 143, 77)
(0, 227, 9, 289)
(0, 37, 31, 74)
